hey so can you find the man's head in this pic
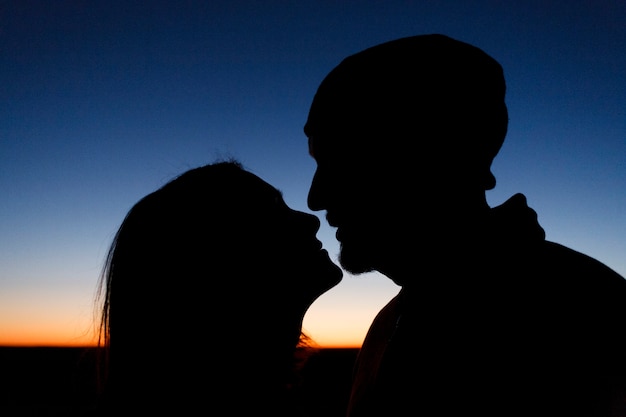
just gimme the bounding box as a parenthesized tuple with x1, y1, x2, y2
(304, 34, 508, 279)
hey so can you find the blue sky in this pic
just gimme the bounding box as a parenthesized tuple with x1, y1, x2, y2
(1, 0, 624, 346)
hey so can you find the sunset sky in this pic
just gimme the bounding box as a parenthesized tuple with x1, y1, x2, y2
(1, 0, 625, 347)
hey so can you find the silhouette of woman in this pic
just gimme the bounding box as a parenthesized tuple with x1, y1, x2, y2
(94, 160, 343, 415)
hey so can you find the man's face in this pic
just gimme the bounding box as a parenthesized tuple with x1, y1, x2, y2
(305, 118, 473, 279)
(306, 131, 408, 275)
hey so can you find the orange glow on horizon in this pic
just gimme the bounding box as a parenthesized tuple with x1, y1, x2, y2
(0, 283, 391, 348)
(0, 330, 99, 348)
(313, 342, 361, 349)
(0, 319, 362, 348)
(0, 323, 363, 349)
(0, 339, 360, 349)
(0, 315, 100, 347)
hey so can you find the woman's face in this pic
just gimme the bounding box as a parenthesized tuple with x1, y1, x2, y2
(239, 171, 343, 305)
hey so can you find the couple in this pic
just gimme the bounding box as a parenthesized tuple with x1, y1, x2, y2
(95, 34, 626, 416)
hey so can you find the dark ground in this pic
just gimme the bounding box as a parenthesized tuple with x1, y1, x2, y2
(0, 346, 359, 417)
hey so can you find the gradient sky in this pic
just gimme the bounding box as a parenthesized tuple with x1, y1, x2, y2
(1, 0, 625, 347)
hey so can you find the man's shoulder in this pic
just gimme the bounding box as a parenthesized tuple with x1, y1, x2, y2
(369, 291, 403, 329)
(530, 240, 626, 314)
(540, 240, 624, 281)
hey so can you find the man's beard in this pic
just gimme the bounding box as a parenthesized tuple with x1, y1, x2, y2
(338, 240, 377, 275)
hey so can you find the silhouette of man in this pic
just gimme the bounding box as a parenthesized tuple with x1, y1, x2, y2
(304, 34, 626, 417)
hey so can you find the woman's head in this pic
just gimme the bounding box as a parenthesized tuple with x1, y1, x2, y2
(96, 160, 342, 411)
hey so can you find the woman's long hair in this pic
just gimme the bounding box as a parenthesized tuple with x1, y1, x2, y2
(93, 160, 318, 413)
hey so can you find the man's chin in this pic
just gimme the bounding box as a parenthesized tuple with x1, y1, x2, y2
(338, 245, 376, 275)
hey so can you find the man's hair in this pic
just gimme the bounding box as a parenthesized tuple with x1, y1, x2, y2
(305, 34, 508, 167)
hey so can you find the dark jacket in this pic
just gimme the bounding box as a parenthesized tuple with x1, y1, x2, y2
(348, 193, 626, 417)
